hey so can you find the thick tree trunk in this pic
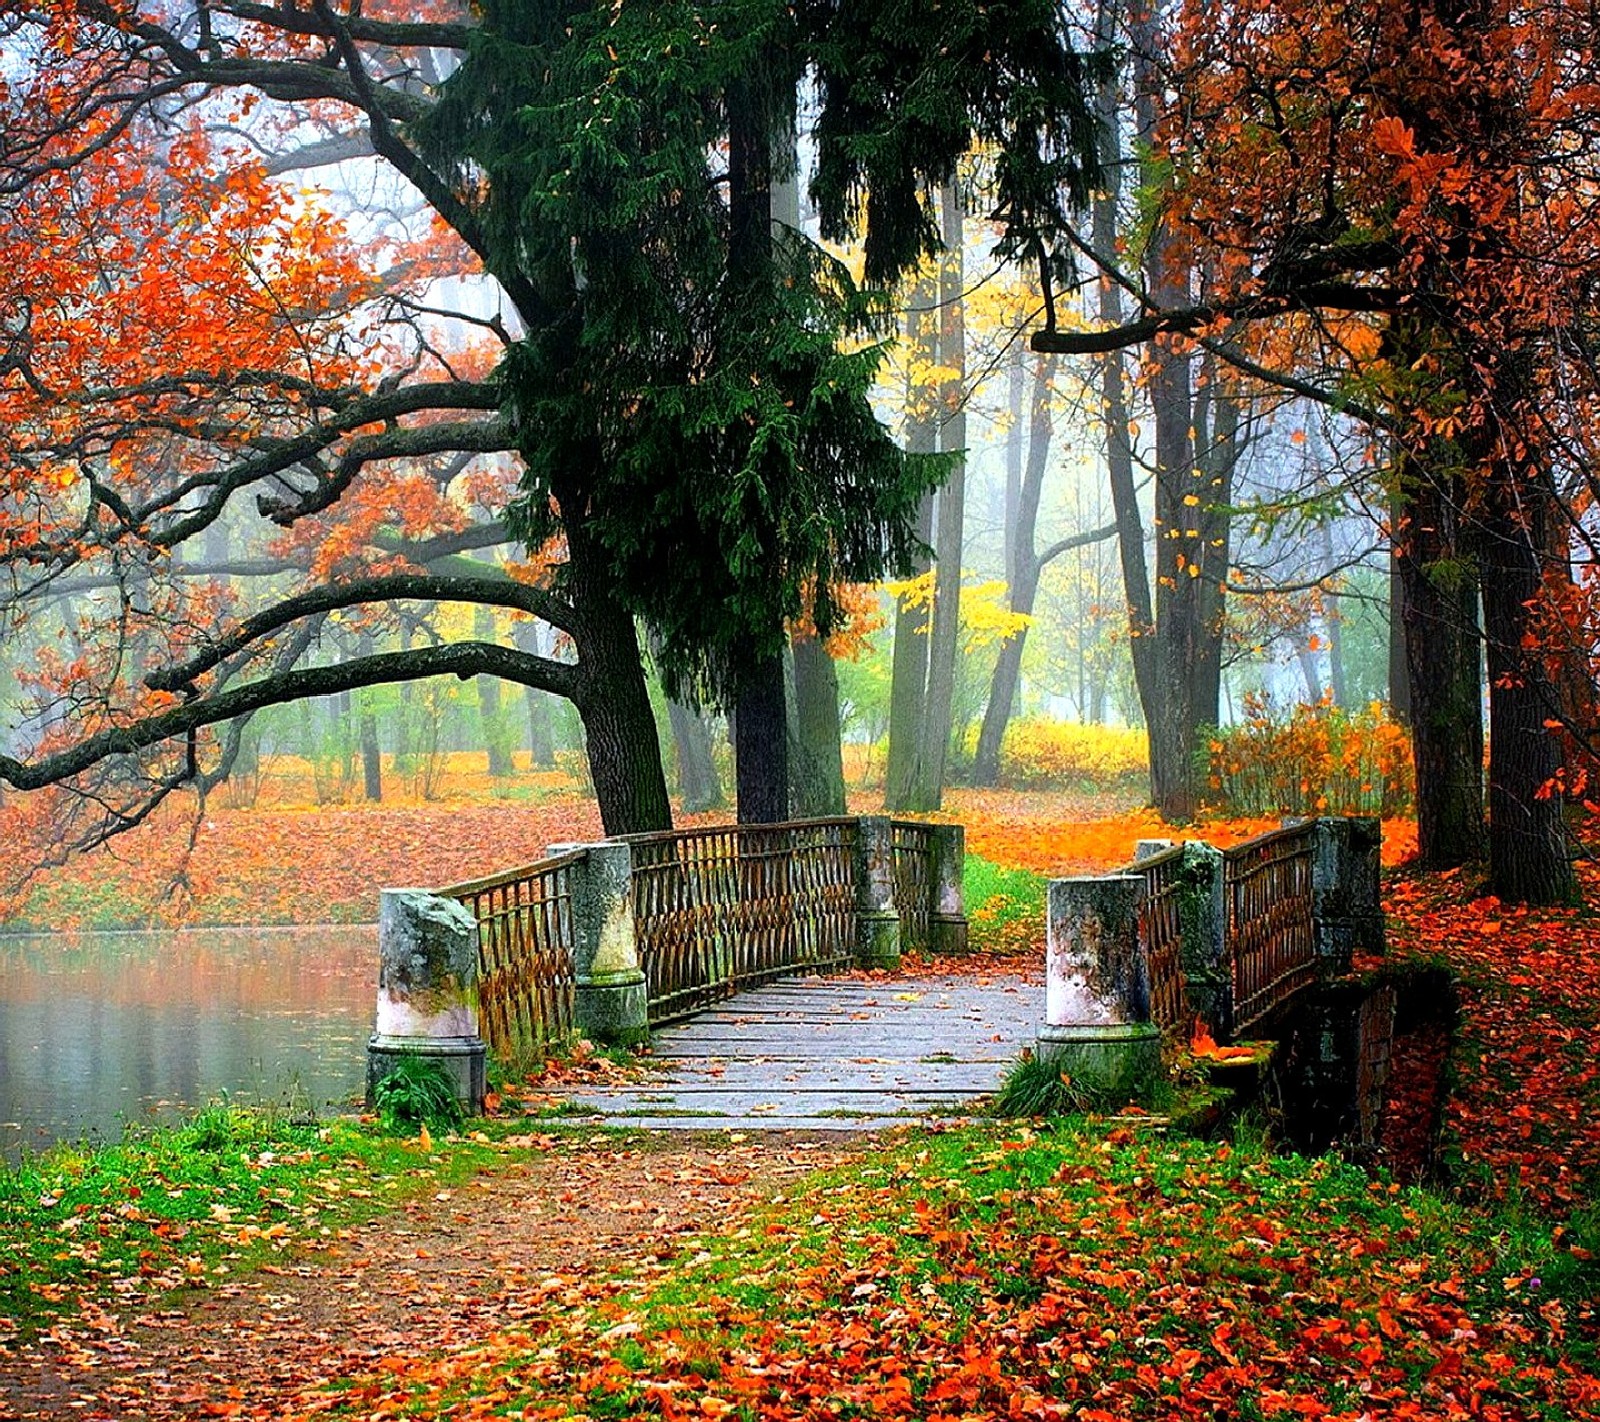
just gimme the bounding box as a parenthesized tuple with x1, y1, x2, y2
(1395, 476, 1486, 868)
(790, 630, 847, 816)
(1479, 477, 1575, 904)
(734, 643, 788, 824)
(1388, 505, 1412, 723)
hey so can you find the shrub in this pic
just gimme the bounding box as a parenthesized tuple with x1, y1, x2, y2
(1205, 697, 1413, 817)
(372, 1054, 466, 1134)
(994, 718, 1149, 788)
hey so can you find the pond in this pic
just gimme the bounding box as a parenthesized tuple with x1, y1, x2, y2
(0, 925, 376, 1161)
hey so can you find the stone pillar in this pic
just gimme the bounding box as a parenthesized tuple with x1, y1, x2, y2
(368, 889, 487, 1112)
(1308, 817, 1385, 974)
(1346, 816, 1386, 956)
(1176, 843, 1232, 1040)
(549, 841, 650, 1047)
(928, 822, 968, 955)
(855, 815, 901, 970)
(1038, 875, 1163, 1101)
(1134, 838, 1175, 863)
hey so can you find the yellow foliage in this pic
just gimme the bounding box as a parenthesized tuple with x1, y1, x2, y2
(993, 718, 1149, 786)
(884, 571, 1032, 650)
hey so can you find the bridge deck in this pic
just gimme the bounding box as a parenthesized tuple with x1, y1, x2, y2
(563, 969, 1041, 1130)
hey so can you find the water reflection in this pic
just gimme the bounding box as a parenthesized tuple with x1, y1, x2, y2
(0, 925, 376, 1160)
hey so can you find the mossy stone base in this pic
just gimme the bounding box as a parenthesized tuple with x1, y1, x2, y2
(929, 914, 969, 955)
(575, 972, 650, 1047)
(1036, 1022, 1164, 1105)
(857, 911, 901, 970)
(367, 1034, 486, 1113)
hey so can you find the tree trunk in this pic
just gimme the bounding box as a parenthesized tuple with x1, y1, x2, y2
(1193, 357, 1239, 728)
(915, 181, 966, 808)
(474, 605, 515, 777)
(885, 275, 938, 811)
(668, 697, 724, 813)
(790, 629, 847, 816)
(1094, 0, 1163, 809)
(974, 351, 1055, 786)
(358, 632, 382, 802)
(722, 67, 791, 823)
(1388, 498, 1412, 723)
(1395, 474, 1486, 868)
(1479, 475, 1575, 903)
(734, 642, 788, 824)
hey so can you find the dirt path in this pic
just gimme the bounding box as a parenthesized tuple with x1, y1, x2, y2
(2, 1132, 861, 1421)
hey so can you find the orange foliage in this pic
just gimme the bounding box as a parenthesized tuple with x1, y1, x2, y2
(937, 789, 1416, 878)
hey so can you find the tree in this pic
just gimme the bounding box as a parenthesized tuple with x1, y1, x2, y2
(0, 0, 1106, 841)
(1031, 0, 1598, 901)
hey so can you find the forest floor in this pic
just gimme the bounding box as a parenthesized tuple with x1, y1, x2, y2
(5, 773, 1598, 1418)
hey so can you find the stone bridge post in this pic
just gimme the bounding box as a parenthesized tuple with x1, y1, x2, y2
(1038, 875, 1163, 1099)
(928, 823, 968, 955)
(1308, 817, 1386, 973)
(855, 816, 901, 970)
(549, 841, 650, 1047)
(368, 889, 487, 1112)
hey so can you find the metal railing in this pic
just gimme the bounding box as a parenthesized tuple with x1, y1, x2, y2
(1128, 844, 1189, 1034)
(622, 818, 860, 1025)
(440, 852, 581, 1059)
(1223, 822, 1318, 1035)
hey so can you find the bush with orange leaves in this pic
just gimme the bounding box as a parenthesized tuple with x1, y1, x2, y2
(1207, 697, 1413, 818)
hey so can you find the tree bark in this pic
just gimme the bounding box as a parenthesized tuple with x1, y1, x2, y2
(974, 352, 1055, 787)
(885, 274, 939, 812)
(1479, 476, 1575, 903)
(734, 642, 788, 824)
(916, 181, 966, 809)
(668, 696, 724, 813)
(1395, 473, 1486, 868)
(790, 629, 847, 816)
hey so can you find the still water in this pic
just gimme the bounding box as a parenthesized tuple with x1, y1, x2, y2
(0, 925, 376, 1161)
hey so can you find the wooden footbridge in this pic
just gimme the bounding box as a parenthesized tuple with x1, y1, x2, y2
(371, 813, 1383, 1129)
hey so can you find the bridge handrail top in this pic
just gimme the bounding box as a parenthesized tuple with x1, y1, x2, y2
(1118, 843, 1186, 874)
(1220, 820, 1318, 861)
(437, 849, 587, 899)
(612, 815, 860, 845)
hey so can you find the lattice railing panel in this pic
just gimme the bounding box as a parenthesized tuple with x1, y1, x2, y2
(441, 853, 580, 1059)
(890, 821, 935, 954)
(1224, 823, 1318, 1035)
(1130, 846, 1189, 1034)
(624, 818, 859, 1025)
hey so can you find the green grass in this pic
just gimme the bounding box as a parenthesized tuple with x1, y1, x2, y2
(0, 1099, 534, 1343)
(962, 854, 1046, 954)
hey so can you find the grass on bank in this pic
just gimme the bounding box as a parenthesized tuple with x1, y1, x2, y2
(0, 1100, 562, 1344)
